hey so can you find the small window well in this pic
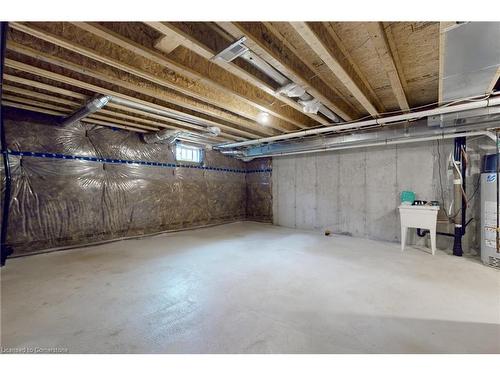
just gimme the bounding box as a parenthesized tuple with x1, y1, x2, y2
(175, 143, 203, 163)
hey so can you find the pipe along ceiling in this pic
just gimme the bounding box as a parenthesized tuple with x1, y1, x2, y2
(215, 94, 500, 159)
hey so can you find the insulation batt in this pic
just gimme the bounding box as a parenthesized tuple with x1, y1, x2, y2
(1, 109, 272, 255)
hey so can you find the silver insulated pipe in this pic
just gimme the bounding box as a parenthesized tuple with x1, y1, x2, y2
(61, 95, 111, 126)
(61, 94, 222, 145)
(142, 129, 184, 145)
(142, 126, 221, 145)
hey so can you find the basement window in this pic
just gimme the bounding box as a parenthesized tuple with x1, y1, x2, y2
(175, 143, 203, 164)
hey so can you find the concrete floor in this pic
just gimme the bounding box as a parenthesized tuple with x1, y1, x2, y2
(1, 222, 499, 353)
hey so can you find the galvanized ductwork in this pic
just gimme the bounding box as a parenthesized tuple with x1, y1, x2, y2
(61, 94, 222, 146)
(142, 126, 221, 146)
(214, 37, 342, 123)
(216, 94, 500, 152)
(214, 97, 500, 160)
(142, 129, 184, 144)
(108, 96, 219, 129)
(61, 95, 111, 127)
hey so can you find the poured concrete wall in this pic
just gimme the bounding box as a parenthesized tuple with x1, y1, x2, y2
(245, 158, 273, 222)
(272, 139, 488, 252)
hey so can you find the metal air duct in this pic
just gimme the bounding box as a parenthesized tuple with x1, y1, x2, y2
(61, 95, 111, 127)
(216, 94, 500, 150)
(142, 126, 221, 146)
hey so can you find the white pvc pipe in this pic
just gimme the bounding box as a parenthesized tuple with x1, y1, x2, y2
(247, 130, 496, 159)
(219, 95, 500, 149)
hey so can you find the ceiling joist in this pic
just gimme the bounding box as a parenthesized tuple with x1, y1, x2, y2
(4, 56, 261, 140)
(8, 22, 279, 136)
(364, 22, 410, 112)
(216, 22, 357, 121)
(2, 22, 444, 138)
(145, 21, 330, 126)
(2, 83, 237, 141)
(290, 22, 379, 117)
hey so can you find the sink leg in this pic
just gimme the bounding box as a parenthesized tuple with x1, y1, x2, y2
(401, 226, 407, 252)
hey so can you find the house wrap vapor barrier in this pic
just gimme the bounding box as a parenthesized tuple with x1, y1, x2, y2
(0, 109, 272, 256)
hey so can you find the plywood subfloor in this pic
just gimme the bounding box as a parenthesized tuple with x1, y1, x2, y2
(1, 222, 499, 353)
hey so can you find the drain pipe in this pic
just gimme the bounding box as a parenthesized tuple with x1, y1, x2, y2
(1, 22, 12, 266)
(61, 95, 111, 126)
(216, 94, 500, 149)
(452, 137, 466, 256)
(241, 130, 495, 160)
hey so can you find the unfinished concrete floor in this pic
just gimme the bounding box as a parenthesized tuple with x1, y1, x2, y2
(1, 222, 499, 353)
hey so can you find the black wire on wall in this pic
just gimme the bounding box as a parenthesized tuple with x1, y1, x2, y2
(1, 22, 13, 266)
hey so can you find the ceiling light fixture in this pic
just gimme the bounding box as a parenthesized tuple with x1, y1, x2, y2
(256, 112, 271, 125)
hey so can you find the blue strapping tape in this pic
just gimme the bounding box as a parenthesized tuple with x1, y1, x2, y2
(6, 150, 272, 174)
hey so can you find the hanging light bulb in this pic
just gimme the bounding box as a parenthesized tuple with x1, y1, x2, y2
(256, 112, 271, 125)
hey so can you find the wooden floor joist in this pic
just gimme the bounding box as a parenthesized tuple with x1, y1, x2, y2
(3, 73, 242, 140)
(3, 84, 82, 106)
(290, 22, 379, 117)
(4, 55, 263, 140)
(364, 22, 410, 112)
(2, 92, 228, 144)
(3, 73, 88, 100)
(2, 94, 160, 132)
(2, 100, 149, 133)
(1, 83, 238, 141)
(51, 21, 301, 132)
(7, 24, 281, 136)
(145, 21, 329, 126)
(317, 22, 387, 113)
(2, 100, 68, 117)
(216, 22, 358, 121)
(2, 22, 444, 139)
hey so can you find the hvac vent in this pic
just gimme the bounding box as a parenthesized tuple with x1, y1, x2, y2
(488, 256, 500, 269)
(214, 37, 249, 62)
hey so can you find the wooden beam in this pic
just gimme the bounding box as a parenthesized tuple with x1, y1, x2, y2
(2, 94, 160, 131)
(290, 22, 379, 117)
(145, 21, 329, 126)
(438, 22, 447, 105)
(167, 45, 310, 130)
(9, 22, 280, 135)
(2, 100, 148, 133)
(5, 47, 261, 140)
(3, 84, 212, 136)
(3, 74, 241, 140)
(364, 22, 410, 111)
(3, 93, 73, 112)
(216, 22, 357, 121)
(2, 100, 67, 116)
(3, 84, 81, 106)
(438, 22, 455, 105)
(64, 22, 298, 132)
(3, 92, 234, 142)
(262, 21, 374, 117)
(316, 22, 387, 113)
(381, 23, 410, 102)
(3, 73, 88, 100)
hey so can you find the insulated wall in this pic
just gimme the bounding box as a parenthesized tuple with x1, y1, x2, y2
(1, 108, 272, 255)
(272, 139, 487, 252)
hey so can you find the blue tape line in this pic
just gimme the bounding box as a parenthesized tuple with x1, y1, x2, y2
(7, 150, 272, 174)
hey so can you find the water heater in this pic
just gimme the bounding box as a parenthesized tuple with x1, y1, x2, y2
(480, 154, 500, 268)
